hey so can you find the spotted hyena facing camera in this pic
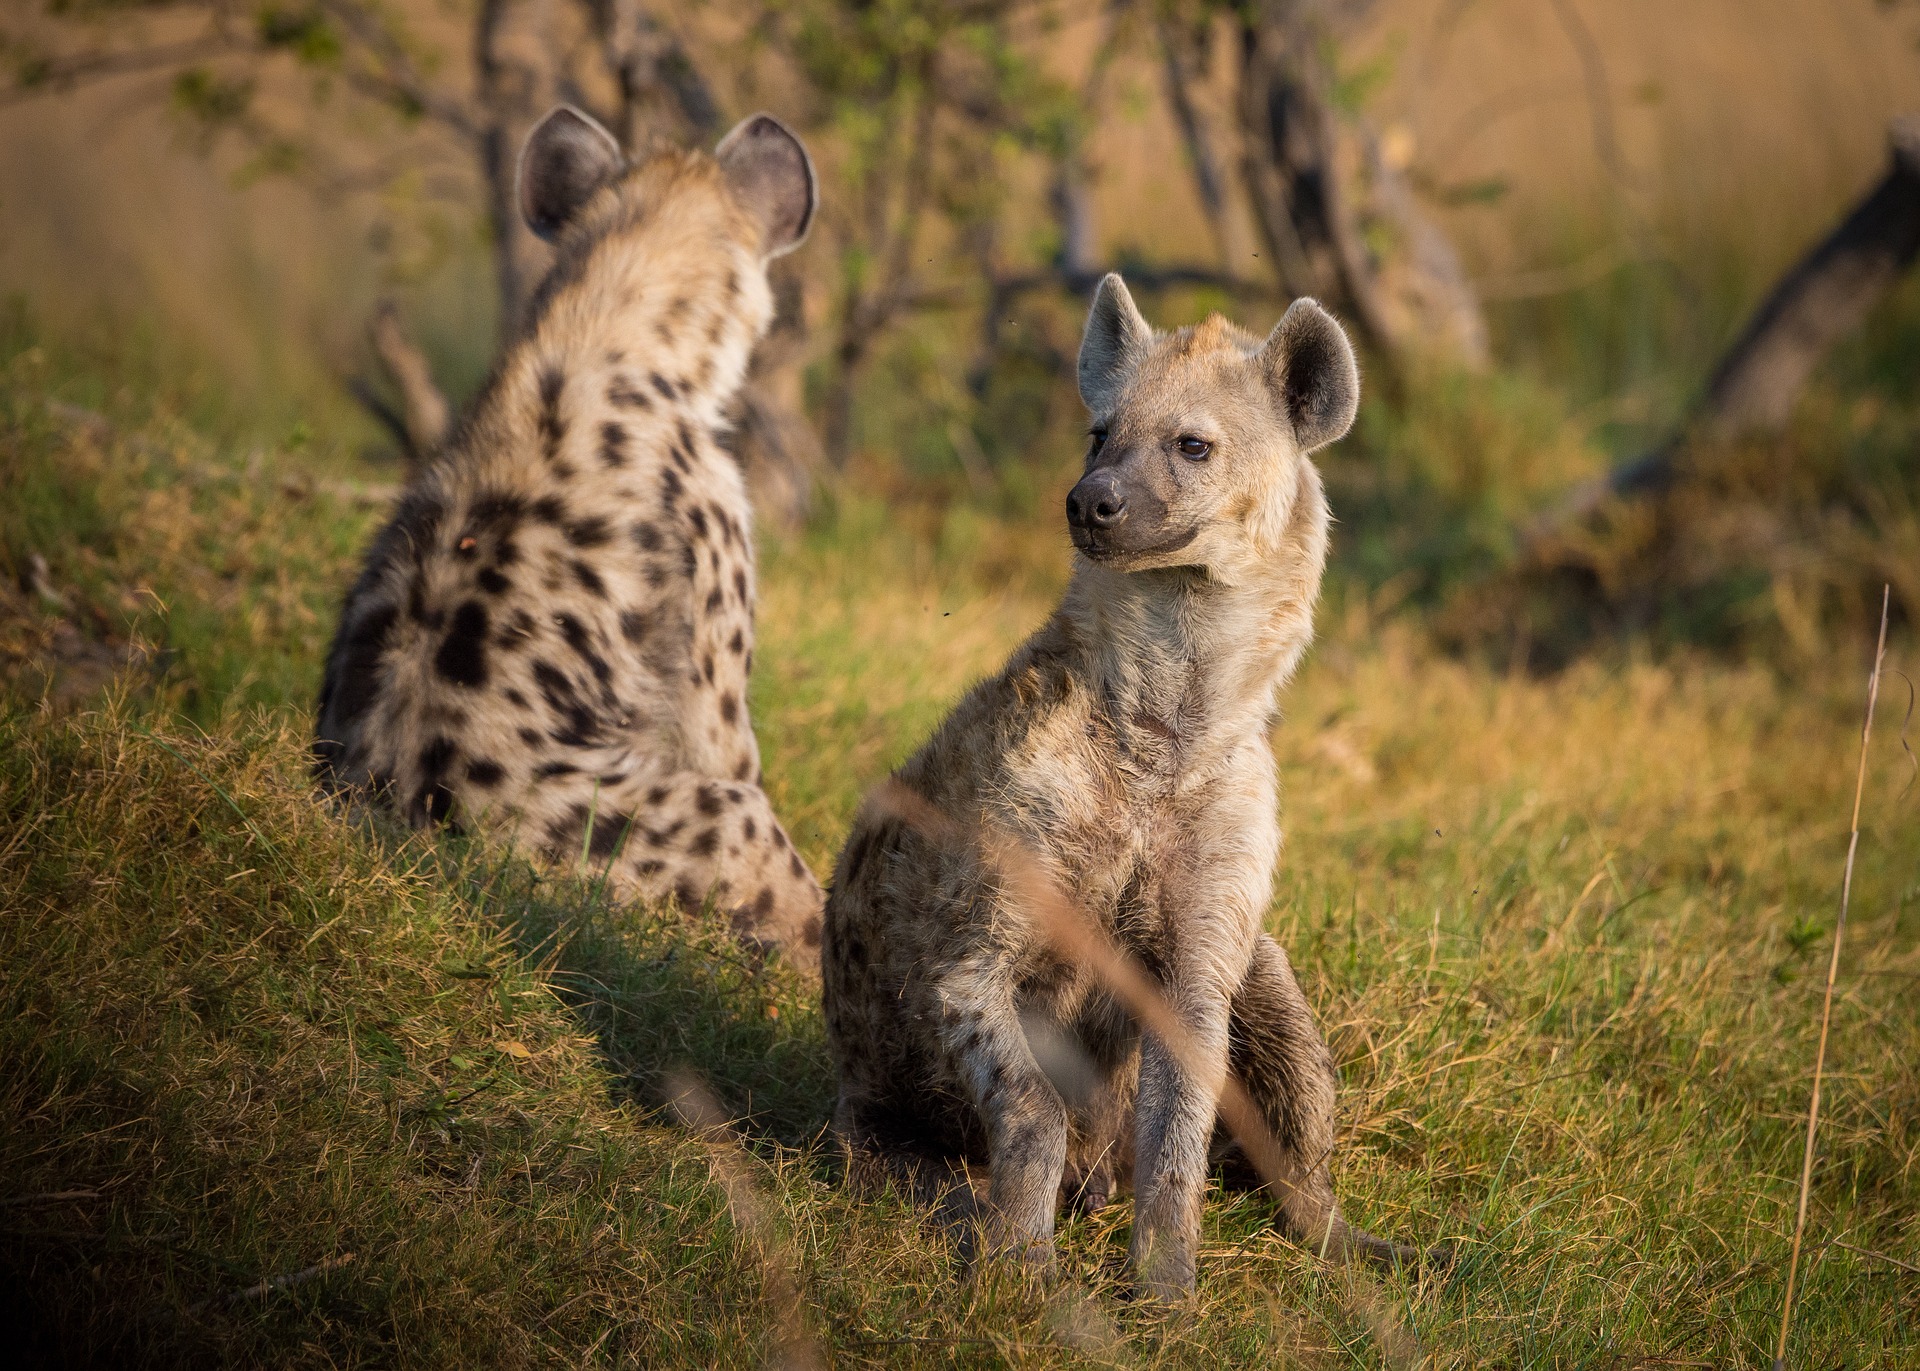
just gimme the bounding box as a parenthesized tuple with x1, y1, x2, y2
(822, 275, 1437, 1296)
(313, 106, 824, 961)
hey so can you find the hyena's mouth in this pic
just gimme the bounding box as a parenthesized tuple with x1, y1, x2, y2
(1071, 522, 1200, 563)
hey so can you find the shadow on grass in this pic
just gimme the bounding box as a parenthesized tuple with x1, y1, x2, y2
(451, 854, 837, 1151)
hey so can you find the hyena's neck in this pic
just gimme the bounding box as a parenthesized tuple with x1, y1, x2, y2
(456, 229, 772, 484)
(1063, 513, 1327, 742)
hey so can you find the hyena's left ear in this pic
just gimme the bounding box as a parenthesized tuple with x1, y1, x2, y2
(517, 105, 624, 241)
(716, 114, 817, 258)
(1258, 298, 1360, 453)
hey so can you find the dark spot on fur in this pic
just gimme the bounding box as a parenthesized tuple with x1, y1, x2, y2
(434, 600, 490, 687)
(555, 614, 612, 689)
(608, 375, 652, 410)
(705, 588, 724, 613)
(649, 372, 676, 401)
(589, 812, 634, 861)
(733, 757, 754, 780)
(570, 559, 607, 597)
(635, 858, 665, 877)
(619, 609, 650, 643)
(477, 566, 512, 595)
(532, 495, 568, 526)
(719, 693, 739, 724)
(696, 784, 723, 817)
(598, 421, 628, 468)
(690, 828, 719, 857)
(467, 759, 505, 788)
(414, 736, 458, 824)
(660, 467, 683, 508)
(728, 628, 745, 656)
(538, 367, 567, 460)
(646, 785, 669, 806)
(688, 505, 708, 540)
(733, 569, 749, 603)
(535, 760, 579, 779)
(631, 522, 663, 553)
(566, 515, 612, 548)
(743, 816, 758, 841)
(789, 851, 806, 878)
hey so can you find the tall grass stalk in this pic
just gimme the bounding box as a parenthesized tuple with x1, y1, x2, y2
(1772, 585, 1892, 1371)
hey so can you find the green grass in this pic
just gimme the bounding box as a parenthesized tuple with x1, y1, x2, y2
(2, 329, 1918, 1367)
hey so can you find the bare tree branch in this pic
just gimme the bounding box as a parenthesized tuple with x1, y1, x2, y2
(0, 33, 247, 107)
(367, 301, 451, 468)
(1533, 116, 1920, 538)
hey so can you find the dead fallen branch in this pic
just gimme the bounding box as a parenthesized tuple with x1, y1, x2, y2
(189, 1251, 356, 1314)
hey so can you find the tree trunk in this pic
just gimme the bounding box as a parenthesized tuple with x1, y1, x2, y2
(1545, 114, 1920, 530)
(474, 0, 547, 336)
(1233, 0, 1487, 372)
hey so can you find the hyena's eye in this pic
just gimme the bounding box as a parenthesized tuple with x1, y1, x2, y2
(1088, 429, 1108, 456)
(1176, 435, 1212, 461)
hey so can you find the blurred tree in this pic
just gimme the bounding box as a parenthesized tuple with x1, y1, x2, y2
(1130, 1, 1492, 375)
(0, 0, 825, 518)
(1, 0, 1500, 508)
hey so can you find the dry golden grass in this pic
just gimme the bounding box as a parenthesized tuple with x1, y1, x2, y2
(3, 294, 1918, 1365)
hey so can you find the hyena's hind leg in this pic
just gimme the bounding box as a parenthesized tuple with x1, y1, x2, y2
(1222, 934, 1436, 1270)
(832, 1097, 991, 1251)
(554, 770, 824, 960)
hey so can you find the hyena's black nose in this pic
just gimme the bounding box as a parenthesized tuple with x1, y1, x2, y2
(1066, 470, 1128, 530)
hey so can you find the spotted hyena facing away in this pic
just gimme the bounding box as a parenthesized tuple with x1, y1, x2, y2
(314, 106, 823, 959)
(823, 275, 1428, 1296)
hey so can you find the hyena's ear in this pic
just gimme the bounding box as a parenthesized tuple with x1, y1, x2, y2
(518, 105, 624, 241)
(1258, 298, 1360, 453)
(1077, 273, 1153, 413)
(716, 114, 817, 258)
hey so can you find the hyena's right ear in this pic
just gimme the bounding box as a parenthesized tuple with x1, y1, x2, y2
(517, 105, 624, 242)
(1077, 273, 1153, 413)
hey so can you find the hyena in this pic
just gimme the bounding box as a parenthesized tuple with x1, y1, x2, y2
(314, 106, 823, 958)
(822, 275, 1425, 1296)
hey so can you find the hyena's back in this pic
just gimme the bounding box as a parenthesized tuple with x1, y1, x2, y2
(314, 107, 824, 959)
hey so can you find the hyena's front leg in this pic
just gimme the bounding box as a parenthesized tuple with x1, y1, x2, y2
(1129, 985, 1235, 1299)
(939, 966, 1072, 1269)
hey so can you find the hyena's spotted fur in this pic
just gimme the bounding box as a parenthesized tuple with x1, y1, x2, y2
(822, 276, 1427, 1296)
(314, 107, 823, 957)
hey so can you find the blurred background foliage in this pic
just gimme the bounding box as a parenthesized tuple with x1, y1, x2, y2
(2, 0, 1919, 665)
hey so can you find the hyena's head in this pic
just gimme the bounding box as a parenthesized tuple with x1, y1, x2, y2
(1066, 274, 1358, 584)
(514, 103, 815, 309)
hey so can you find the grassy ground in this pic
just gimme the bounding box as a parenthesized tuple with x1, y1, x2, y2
(3, 332, 1918, 1368)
